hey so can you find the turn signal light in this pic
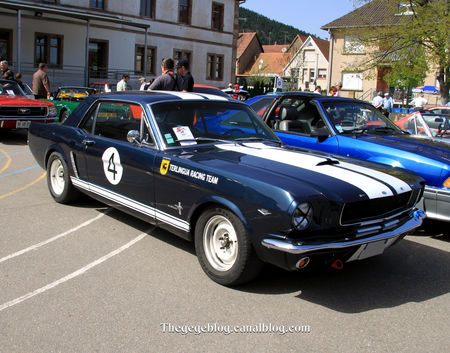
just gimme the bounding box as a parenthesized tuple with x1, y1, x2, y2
(444, 177, 450, 189)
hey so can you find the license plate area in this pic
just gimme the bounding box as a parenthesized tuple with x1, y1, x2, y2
(357, 240, 386, 259)
(16, 120, 31, 128)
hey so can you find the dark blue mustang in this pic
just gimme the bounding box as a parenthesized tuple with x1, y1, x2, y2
(28, 91, 425, 285)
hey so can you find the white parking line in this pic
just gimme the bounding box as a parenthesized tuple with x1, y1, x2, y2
(0, 231, 149, 312)
(0, 209, 110, 264)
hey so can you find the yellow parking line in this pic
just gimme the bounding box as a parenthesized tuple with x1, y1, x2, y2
(0, 172, 46, 200)
(0, 148, 12, 174)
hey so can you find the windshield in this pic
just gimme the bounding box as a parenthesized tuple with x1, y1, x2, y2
(0, 81, 25, 96)
(56, 87, 95, 100)
(422, 113, 450, 138)
(321, 101, 403, 135)
(150, 101, 280, 147)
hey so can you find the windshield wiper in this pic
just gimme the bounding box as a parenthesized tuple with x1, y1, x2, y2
(340, 127, 369, 134)
(173, 137, 231, 144)
(234, 137, 283, 145)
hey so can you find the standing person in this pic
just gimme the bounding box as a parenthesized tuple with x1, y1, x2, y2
(139, 77, 148, 90)
(0, 60, 14, 80)
(410, 92, 427, 111)
(15, 72, 26, 91)
(117, 74, 129, 91)
(335, 82, 342, 97)
(329, 86, 337, 96)
(32, 63, 51, 99)
(175, 59, 194, 92)
(372, 91, 383, 110)
(383, 92, 394, 114)
(148, 58, 182, 91)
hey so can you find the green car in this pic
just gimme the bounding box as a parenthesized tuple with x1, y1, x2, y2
(42, 86, 97, 122)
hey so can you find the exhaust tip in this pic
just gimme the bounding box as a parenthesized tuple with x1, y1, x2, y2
(296, 257, 310, 269)
(330, 259, 344, 270)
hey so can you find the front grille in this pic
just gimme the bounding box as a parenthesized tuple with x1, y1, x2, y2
(341, 191, 416, 225)
(0, 106, 48, 118)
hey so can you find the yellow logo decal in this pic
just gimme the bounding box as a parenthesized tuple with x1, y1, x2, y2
(160, 159, 170, 175)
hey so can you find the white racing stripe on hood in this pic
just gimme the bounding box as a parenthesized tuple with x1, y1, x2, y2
(338, 161, 411, 194)
(218, 143, 397, 199)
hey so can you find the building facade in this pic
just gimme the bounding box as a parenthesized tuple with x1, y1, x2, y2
(0, 0, 240, 89)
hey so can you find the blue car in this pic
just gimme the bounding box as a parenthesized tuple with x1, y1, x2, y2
(28, 91, 425, 285)
(248, 92, 450, 223)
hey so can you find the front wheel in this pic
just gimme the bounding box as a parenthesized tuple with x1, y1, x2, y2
(46, 152, 80, 204)
(195, 207, 262, 286)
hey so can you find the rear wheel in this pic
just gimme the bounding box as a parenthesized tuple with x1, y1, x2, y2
(195, 207, 262, 286)
(47, 152, 80, 203)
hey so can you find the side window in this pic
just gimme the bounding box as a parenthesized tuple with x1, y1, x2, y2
(81, 102, 146, 142)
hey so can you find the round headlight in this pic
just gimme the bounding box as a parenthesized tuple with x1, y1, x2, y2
(292, 203, 313, 230)
(48, 106, 58, 117)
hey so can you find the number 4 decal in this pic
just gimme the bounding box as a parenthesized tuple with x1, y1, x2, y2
(102, 147, 123, 185)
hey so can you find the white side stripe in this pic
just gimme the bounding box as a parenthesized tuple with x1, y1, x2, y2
(71, 177, 190, 232)
(218, 143, 401, 199)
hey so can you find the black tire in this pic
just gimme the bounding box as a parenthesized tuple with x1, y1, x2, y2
(60, 110, 70, 123)
(46, 152, 80, 204)
(195, 207, 263, 286)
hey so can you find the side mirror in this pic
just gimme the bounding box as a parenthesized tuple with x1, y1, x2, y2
(127, 130, 141, 144)
(434, 117, 444, 123)
(310, 127, 329, 142)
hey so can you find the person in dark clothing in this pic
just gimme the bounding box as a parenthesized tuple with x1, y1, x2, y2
(148, 58, 182, 91)
(15, 72, 26, 91)
(175, 59, 194, 92)
(1, 60, 14, 80)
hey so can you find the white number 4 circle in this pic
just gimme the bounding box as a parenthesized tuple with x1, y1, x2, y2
(102, 147, 123, 185)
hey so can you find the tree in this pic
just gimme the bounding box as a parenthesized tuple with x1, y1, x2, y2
(353, 0, 449, 104)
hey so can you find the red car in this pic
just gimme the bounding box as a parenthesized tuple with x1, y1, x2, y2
(0, 79, 57, 129)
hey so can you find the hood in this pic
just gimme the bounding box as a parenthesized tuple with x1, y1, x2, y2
(355, 133, 450, 162)
(0, 95, 54, 107)
(180, 142, 422, 204)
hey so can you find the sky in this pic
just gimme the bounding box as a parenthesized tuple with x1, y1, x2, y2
(240, 0, 359, 39)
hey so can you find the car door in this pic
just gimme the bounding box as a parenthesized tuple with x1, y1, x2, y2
(77, 100, 158, 220)
(263, 96, 339, 154)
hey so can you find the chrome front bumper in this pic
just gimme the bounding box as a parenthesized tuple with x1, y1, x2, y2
(261, 210, 426, 255)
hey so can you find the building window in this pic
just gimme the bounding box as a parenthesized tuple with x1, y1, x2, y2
(304, 50, 315, 62)
(90, 0, 104, 10)
(211, 2, 224, 31)
(141, 0, 155, 18)
(342, 72, 363, 90)
(290, 68, 299, 79)
(35, 33, 63, 68)
(207, 54, 223, 80)
(0, 29, 12, 63)
(344, 35, 365, 54)
(89, 39, 108, 78)
(179, 0, 191, 25)
(302, 68, 308, 83)
(318, 69, 326, 78)
(173, 49, 191, 64)
(135, 45, 156, 75)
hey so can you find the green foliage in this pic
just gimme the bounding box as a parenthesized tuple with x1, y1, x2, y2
(238, 7, 312, 45)
(385, 46, 428, 89)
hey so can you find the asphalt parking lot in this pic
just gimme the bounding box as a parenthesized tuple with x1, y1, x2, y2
(1, 129, 449, 352)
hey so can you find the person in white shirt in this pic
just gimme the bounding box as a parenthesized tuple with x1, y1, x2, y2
(139, 77, 148, 90)
(410, 93, 427, 111)
(117, 74, 129, 91)
(372, 91, 383, 110)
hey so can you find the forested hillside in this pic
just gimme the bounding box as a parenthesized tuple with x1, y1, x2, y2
(238, 7, 311, 45)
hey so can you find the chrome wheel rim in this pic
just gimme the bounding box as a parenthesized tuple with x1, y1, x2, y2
(50, 158, 65, 196)
(203, 215, 238, 271)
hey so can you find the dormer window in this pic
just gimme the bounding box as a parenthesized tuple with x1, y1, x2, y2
(397, 2, 415, 15)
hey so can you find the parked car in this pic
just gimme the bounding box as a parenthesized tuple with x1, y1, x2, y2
(89, 81, 117, 93)
(395, 110, 449, 140)
(42, 86, 97, 122)
(0, 79, 57, 129)
(248, 92, 450, 222)
(193, 84, 230, 98)
(28, 91, 425, 285)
